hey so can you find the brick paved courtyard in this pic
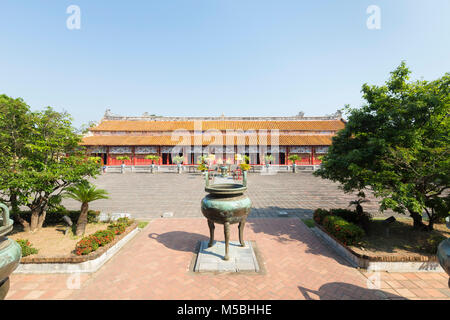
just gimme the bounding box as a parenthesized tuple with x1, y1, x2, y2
(62, 172, 396, 219)
(7, 172, 449, 300)
(7, 218, 449, 300)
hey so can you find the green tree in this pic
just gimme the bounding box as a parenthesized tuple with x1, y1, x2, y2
(0, 95, 33, 216)
(64, 181, 109, 235)
(0, 97, 101, 232)
(315, 63, 449, 230)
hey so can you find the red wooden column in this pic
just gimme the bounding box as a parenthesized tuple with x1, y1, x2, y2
(132, 147, 136, 166)
(287, 147, 290, 165)
(158, 146, 162, 165)
(107, 147, 111, 165)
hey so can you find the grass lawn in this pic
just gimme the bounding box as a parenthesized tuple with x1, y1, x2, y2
(301, 218, 315, 228)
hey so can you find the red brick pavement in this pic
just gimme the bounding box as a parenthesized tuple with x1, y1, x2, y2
(6, 218, 450, 300)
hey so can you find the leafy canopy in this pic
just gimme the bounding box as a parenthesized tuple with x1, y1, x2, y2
(315, 62, 449, 229)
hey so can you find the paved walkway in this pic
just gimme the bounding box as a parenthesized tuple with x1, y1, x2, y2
(63, 172, 396, 219)
(7, 218, 449, 300)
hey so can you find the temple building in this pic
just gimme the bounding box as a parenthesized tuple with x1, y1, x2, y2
(81, 110, 345, 166)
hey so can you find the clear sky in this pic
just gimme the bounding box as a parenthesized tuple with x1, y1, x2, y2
(1, 0, 449, 127)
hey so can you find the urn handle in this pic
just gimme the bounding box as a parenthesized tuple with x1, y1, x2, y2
(0, 203, 9, 227)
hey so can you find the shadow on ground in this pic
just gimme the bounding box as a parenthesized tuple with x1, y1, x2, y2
(246, 212, 356, 267)
(148, 231, 209, 253)
(298, 282, 406, 300)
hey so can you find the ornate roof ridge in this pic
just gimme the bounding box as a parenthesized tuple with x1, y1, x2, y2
(102, 109, 344, 122)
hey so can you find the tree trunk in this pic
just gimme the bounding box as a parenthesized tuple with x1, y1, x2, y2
(76, 203, 89, 236)
(9, 191, 19, 216)
(16, 215, 30, 232)
(30, 209, 39, 232)
(37, 209, 47, 229)
(408, 209, 426, 230)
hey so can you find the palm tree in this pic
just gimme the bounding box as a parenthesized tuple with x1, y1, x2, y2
(64, 181, 109, 236)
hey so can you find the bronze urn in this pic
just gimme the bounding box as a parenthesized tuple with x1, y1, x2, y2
(201, 171, 252, 260)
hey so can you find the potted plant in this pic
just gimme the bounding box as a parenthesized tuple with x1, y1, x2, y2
(116, 156, 130, 173)
(264, 155, 274, 170)
(288, 154, 300, 173)
(197, 156, 209, 175)
(145, 155, 160, 173)
(173, 155, 184, 173)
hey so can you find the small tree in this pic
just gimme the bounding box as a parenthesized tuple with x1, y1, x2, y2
(145, 155, 160, 164)
(265, 155, 274, 164)
(116, 156, 130, 164)
(173, 155, 184, 164)
(288, 154, 300, 164)
(64, 181, 109, 236)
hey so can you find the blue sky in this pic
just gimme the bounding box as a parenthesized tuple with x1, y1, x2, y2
(1, 0, 449, 127)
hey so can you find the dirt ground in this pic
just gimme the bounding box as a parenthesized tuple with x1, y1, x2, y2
(350, 218, 450, 259)
(9, 223, 109, 257)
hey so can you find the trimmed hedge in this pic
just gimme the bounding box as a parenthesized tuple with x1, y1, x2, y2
(322, 215, 365, 246)
(13, 209, 100, 226)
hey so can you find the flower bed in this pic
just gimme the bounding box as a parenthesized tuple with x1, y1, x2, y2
(311, 208, 449, 268)
(18, 220, 139, 264)
(75, 217, 134, 256)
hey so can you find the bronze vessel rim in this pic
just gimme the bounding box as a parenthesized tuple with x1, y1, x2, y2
(205, 183, 247, 195)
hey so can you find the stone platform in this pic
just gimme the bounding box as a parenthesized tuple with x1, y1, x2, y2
(194, 240, 260, 273)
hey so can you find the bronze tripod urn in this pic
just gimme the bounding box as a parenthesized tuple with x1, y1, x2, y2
(201, 171, 252, 260)
(0, 203, 21, 300)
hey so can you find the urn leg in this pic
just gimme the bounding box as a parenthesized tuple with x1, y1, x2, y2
(224, 222, 230, 260)
(207, 220, 215, 247)
(238, 219, 246, 247)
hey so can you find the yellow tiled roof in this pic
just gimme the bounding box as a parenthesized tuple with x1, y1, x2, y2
(81, 135, 334, 146)
(90, 120, 345, 132)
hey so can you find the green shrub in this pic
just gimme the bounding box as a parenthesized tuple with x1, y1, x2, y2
(75, 235, 100, 255)
(322, 215, 365, 246)
(16, 239, 38, 257)
(116, 217, 133, 226)
(329, 209, 355, 222)
(313, 208, 330, 224)
(329, 208, 372, 233)
(92, 230, 115, 246)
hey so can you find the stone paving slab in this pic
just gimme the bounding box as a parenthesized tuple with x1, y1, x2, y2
(61, 172, 397, 219)
(194, 241, 260, 273)
(7, 218, 448, 300)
